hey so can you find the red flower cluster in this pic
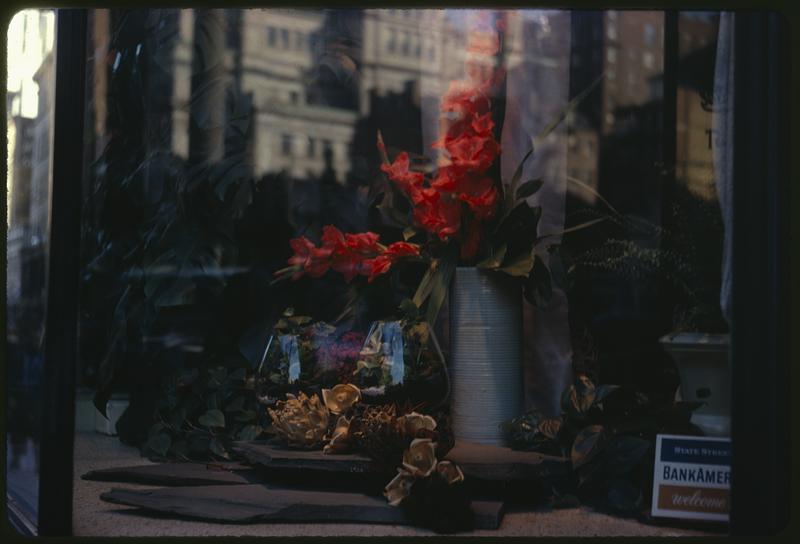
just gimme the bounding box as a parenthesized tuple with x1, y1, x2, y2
(380, 75, 500, 256)
(283, 226, 420, 283)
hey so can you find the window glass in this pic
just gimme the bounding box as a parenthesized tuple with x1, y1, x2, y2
(68, 9, 733, 532)
(6, 8, 56, 532)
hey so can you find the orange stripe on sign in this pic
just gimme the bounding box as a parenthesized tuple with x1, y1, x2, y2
(657, 485, 730, 514)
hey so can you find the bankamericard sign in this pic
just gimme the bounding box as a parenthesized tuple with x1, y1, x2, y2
(651, 434, 731, 522)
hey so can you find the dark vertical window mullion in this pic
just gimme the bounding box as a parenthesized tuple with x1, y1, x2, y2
(659, 11, 679, 330)
(730, 12, 790, 536)
(38, 8, 88, 536)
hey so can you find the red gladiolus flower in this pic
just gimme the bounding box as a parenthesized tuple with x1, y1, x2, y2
(441, 81, 491, 117)
(332, 254, 370, 283)
(321, 225, 347, 253)
(470, 112, 495, 137)
(446, 132, 500, 175)
(344, 231, 381, 254)
(364, 255, 393, 282)
(466, 31, 500, 57)
(287, 236, 333, 279)
(383, 241, 421, 259)
(430, 167, 459, 193)
(459, 183, 498, 220)
(414, 197, 461, 240)
(380, 151, 424, 192)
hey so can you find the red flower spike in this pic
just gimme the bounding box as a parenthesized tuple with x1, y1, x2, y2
(380, 152, 424, 192)
(364, 256, 393, 282)
(383, 241, 421, 258)
(287, 236, 332, 279)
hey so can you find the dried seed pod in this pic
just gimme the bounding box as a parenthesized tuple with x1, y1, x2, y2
(267, 391, 329, 449)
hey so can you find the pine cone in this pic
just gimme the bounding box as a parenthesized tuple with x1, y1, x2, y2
(351, 404, 406, 467)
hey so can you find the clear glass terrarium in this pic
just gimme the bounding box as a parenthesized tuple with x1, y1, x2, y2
(254, 333, 310, 406)
(354, 319, 449, 410)
(254, 321, 366, 405)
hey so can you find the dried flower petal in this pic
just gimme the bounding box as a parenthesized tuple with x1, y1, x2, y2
(402, 438, 438, 477)
(323, 416, 353, 454)
(398, 412, 437, 438)
(384, 469, 415, 506)
(436, 460, 465, 485)
(322, 383, 361, 414)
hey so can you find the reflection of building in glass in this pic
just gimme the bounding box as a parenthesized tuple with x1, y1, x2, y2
(89, 9, 576, 191)
(675, 13, 719, 201)
(164, 9, 503, 184)
(567, 10, 665, 205)
(6, 10, 55, 329)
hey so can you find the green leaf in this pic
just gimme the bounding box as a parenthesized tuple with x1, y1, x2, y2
(507, 147, 535, 209)
(516, 178, 544, 200)
(228, 368, 247, 383)
(198, 408, 226, 429)
(536, 217, 607, 244)
(571, 425, 605, 470)
(533, 73, 604, 149)
(237, 424, 262, 441)
(476, 243, 507, 270)
(425, 244, 458, 326)
(377, 189, 413, 228)
(495, 202, 541, 245)
(523, 256, 553, 308)
(399, 298, 421, 319)
(177, 368, 199, 387)
(412, 263, 437, 308)
(209, 437, 227, 458)
(402, 226, 419, 241)
(225, 395, 245, 413)
(603, 436, 652, 477)
(235, 410, 258, 422)
(561, 374, 597, 420)
(148, 422, 166, 438)
(189, 435, 210, 452)
(594, 385, 621, 405)
(606, 479, 643, 514)
(147, 432, 172, 457)
(499, 251, 534, 277)
(169, 440, 190, 459)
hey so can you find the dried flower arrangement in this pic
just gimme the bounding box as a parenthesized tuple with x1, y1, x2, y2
(263, 380, 468, 530)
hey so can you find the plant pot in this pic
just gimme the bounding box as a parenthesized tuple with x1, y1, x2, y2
(659, 332, 731, 437)
(449, 267, 523, 446)
(94, 393, 130, 436)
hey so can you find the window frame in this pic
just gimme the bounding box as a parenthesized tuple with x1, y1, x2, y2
(22, 7, 795, 537)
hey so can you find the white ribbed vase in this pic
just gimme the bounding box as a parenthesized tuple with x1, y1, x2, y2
(449, 267, 523, 446)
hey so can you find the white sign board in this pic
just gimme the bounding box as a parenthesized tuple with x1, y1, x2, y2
(651, 434, 731, 522)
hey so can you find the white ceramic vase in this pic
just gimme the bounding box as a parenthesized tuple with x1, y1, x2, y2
(449, 267, 523, 446)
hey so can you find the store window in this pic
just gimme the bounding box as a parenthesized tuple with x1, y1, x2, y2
(5, 7, 793, 538)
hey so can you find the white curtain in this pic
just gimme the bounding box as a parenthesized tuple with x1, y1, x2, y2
(713, 13, 734, 325)
(422, 10, 574, 415)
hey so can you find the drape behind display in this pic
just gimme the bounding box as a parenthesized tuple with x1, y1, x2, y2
(421, 10, 573, 415)
(713, 12, 734, 325)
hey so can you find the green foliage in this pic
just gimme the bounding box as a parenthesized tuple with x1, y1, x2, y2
(564, 182, 728, 333)
(141, 363, 265, 461)
(501, 373, 703, 515)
